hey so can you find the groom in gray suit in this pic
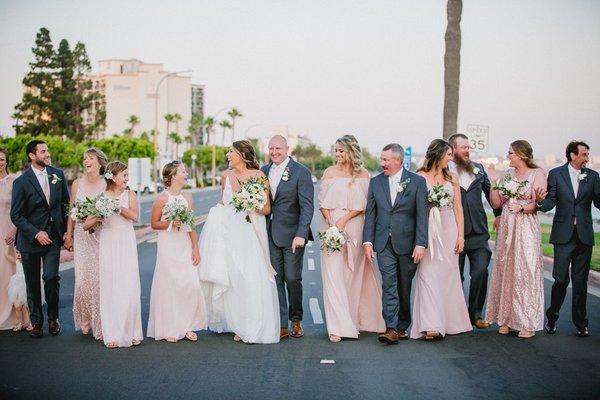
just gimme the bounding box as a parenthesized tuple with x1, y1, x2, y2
(262, 135, 314, 340)
(536, 141, 600, 337)
(363, 143, 428, 344)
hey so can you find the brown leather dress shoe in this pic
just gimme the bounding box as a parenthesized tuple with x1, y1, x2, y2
(397, 330, 409, 340)
(473, 319, 490, 329)
(280, 327, 290, 340)
(378, 328, 399, 344)
(29, 323, 43, 339)
(48, 319, 61, 336)
(291, 321, 304, 338)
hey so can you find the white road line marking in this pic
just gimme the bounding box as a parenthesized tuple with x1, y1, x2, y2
(320, 360, 335, 364)
(308, 258, 315, 270)
(307, 241, 313, 247)
(309, 298, 324, 324)
(308, 250, 314, 254)
(309, 282, 316, 285)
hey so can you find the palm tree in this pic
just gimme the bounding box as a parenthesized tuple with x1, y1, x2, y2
(227, 108, 243, 142)
(219, 119, 232, 146)
(203, 116, 218, 186)
(123, 114, 139, 137)
(169, 132, 183, 159)
(188, 112, 204, 146)
(443, 0, 462, 139)
(164, 113, 174, 156)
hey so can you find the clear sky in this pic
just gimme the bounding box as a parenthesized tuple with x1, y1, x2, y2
(1, 0, 599, 158)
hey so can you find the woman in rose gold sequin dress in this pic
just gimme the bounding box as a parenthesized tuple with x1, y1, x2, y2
(67, 148, 107, 340)
(0, 148, 18, 330)
(485, 140, 547, 338)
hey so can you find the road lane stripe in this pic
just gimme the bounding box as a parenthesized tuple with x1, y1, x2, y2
(309, 298, 324, 324)
(308, 258, 315, 270)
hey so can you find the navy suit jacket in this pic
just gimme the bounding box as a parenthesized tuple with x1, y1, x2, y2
(539, 163, 600, 246)
(10, 166, 69, 253)
(362, 169, 428, 255)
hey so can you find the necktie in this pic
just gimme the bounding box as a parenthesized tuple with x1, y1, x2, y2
(40, 171, 50, 204)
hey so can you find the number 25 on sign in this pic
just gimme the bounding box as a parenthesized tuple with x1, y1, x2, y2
(466, 124, 489, 153)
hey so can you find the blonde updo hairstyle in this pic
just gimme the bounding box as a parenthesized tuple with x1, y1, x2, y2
(336, 134, 363, 177)
(162, 160, 181, 188)
(510, 140, 539, 169)
(104, 161, 128, 190)
(84, 147, 108, 175)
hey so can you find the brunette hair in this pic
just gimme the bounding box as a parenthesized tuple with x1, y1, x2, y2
(336, 135, 363, 176)
(0, 148, 9, 174)
(510, 140, 539, 169)
(162, 160, 182, 187)
(418, 139, 453, 182)
(232, 140, 260, 170)
(25, 140, 46, 162)
(84, 147, 108, 175)
(565, 141, 589, 162)
(104, 161, 128, 190)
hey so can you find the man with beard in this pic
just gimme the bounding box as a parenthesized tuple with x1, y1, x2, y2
(10, 140, 69, 338)
(448, 134, 500, 329)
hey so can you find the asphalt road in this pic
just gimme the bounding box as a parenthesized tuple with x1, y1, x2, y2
(1, 187, 599, 399)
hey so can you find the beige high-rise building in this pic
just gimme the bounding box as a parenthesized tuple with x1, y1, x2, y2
(89, 59, 195, 160)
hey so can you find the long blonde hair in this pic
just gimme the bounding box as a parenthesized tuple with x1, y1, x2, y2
(510, 140, 539, 169)
(336, 134, 363, 177)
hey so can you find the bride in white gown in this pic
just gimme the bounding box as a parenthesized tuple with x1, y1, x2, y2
(199, 140, 280, 344)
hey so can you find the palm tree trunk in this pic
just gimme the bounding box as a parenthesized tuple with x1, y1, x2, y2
(443, 0, 462, 140)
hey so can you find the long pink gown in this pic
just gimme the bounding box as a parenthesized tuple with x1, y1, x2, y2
(72, 178, 105, 339)
(147, 193, 207, 340)
(410, 181, 472, 339)
(99, 190, 143, 347)
(319, 178, 385, 338)
(0, 175, 17, 330)
(485, 169, 544, 332)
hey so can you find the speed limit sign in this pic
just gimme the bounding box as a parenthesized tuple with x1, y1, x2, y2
(466, 124, 489, 153)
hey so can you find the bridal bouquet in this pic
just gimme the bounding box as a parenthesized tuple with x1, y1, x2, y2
(162, 197, 195, 230)
(94, 194, 121, 218)
(69, 196, 100, 222)
(428, 184, 451, 208)
(494, 174, 529, 199)
(231, 177, 268, 223)
(318, 226, 347, 253)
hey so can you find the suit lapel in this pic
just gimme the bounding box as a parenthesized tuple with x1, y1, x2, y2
(559, 164, 576, 199)
(26, 167, 48, 205)
(273, 158, 294, 201)
(575, 168, 587, 201)
(466, 172, 483, 192)
(376, 173, 392, 208)
(48, 168, 59, 206)
(392, 169, 410, 209)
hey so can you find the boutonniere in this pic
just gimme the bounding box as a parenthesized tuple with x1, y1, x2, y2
(577, 171, 587, 181)
(472, 166, 481, 175)
(50, 173, 61, 185)
(281, 167, 290, 182)
(396, 178, 410, 193)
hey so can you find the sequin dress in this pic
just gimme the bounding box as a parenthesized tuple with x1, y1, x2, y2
(485, 169, 545, 332)
(0, 175, 17, 330)
(72, 178, 105, 339)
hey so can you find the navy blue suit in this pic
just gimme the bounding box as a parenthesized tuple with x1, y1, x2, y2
(539, 163, 600, 330)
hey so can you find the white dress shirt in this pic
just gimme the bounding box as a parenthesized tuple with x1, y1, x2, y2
(268, 156, 291, 197)
(567, 163, 580, 197)
(448, 161, 475, 191)
(388, 168, 404, 205)
(33, 166, 50, 204)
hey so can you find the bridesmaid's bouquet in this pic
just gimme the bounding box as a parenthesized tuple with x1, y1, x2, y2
(93, 194, 121, 217)
(162, 197, 195, 230)
(69, 196, 100, 222)
(231, 177, 268, 223)
(494, 174, 529, 199)
(318, 226, 347, 253)
(428, 184, 451, 208)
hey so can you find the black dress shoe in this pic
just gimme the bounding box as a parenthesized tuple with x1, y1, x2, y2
(29, 323, 43, 338)
(545, 321, 557, 334)
(48, 319, 61, 336)
(576, 327, 589, 338)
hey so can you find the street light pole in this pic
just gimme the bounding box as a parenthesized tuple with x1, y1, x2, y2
(153, 69, 193, 188)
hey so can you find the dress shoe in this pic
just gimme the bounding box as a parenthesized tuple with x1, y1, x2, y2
(397, 330, 409, 340)
(545, 321, 557, 334)
(280, 327, 289, 340)
(29, 323, 43, 339)
(290, 322, 304, 338)
(576, 327, 589, 338)
(48, 319, 61, 336)
(378, 328, 399, 345)
(473, 319, 490, 329)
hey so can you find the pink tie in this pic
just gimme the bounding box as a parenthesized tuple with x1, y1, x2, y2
(40, 172, 50, 204)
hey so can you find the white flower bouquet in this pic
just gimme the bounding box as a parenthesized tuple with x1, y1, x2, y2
(69, 196, 100, 222)
(162, 197, 195, 230)
(94, 194, 121, 218)
(231, 176, 268, 223)
(318, 226, 347, 253)
(494, 174, 529, 199)
(428, 184, 451, 208)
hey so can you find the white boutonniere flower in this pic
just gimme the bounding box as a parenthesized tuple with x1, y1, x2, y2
(104, 172, 114, 180)
(578, 171, 587, 181)
(50, 173, 61, 185)
(472, 166, 480, 175)
(396, 178, 410, 193)
(281, 167, 290, 182)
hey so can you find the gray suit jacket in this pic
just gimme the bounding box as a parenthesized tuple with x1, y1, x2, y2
(261, 158, 314, 248)
(362, 169, 428, 255)
(539, 163, 600, 246)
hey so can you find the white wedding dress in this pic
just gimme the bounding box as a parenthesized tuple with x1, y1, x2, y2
(198, 176, 280, 344)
